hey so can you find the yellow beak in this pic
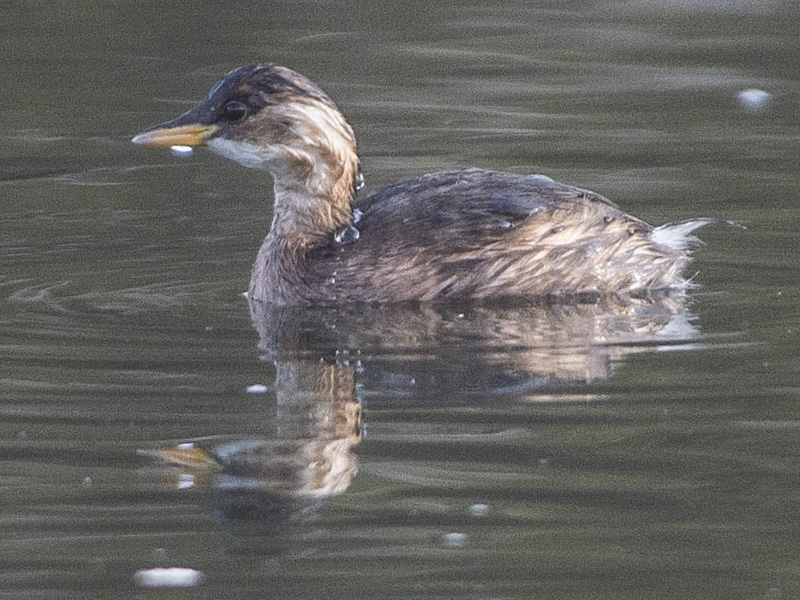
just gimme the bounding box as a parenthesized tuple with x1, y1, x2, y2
(131, 124, 219, 147)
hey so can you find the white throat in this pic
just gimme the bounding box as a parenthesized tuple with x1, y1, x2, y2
(207, 138, 272, 170)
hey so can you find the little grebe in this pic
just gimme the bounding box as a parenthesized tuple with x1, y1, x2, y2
(133, 64, 715, 305)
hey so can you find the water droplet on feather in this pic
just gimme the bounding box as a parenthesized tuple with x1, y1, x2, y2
(335, 225, 360, 245)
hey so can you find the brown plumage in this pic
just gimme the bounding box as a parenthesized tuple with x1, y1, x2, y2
(133, 64, 716, 305)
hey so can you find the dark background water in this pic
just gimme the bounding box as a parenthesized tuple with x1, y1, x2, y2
(1, 1, 799, 599)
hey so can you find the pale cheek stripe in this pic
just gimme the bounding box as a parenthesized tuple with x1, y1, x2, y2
(207, 138, 269, 169)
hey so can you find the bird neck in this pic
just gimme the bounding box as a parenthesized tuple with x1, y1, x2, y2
(248, 97, 361, 303)
(267, 150, 358, 251)
(249, 147, 359, 304)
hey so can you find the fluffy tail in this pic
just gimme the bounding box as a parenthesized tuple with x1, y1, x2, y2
(651, 218, 733, 251)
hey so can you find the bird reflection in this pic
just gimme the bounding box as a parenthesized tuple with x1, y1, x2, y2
(249, 293, 699, 398)
(140, 358, 361, 525)
(141, 293, 699, 523)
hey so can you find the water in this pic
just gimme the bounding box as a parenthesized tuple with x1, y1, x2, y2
(1, 1, 799, 599)
(334, 225, 360, 245)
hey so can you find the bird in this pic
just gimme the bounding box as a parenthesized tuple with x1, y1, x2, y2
(132, 64, 717, 306)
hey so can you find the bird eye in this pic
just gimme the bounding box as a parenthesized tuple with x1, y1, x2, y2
(222, 101, 248, 121)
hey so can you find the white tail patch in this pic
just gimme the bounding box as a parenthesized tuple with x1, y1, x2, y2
(651, 218, 719, 251)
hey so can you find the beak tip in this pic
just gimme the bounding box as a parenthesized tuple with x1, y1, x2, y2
(131, 133, 147, 145)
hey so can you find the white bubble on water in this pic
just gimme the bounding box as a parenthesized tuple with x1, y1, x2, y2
(468, 503, 489, 517)
(133, 567, 205, 588)
(442, 532, 468, 548)
(246, 384, 269, 394)
(737, 89, 771, 112)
